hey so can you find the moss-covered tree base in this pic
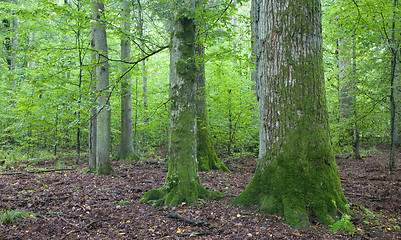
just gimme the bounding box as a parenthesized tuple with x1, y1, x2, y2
(233, 120, 348, 228)
(233, 142, 348, 228)
(198, 144, 230, 172)
(96, 163, 114, 175)
(140, 180, 223, 206)
(113, 151, 139, 162)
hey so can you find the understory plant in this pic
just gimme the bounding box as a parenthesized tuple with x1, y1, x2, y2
(0, 209, 29, 225)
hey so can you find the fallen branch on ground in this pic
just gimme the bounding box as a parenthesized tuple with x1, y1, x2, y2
(0, 167, 76, 175)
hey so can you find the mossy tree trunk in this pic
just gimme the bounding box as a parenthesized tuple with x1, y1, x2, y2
(140, 0, 222, 206)
(116, 0, 139, 161)
(92, 1, 113, 175)
(233, 0, 348, 228)
(195, 43, 230, 172)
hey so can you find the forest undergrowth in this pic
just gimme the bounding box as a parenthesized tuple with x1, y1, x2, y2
(0, 147, 400, 239)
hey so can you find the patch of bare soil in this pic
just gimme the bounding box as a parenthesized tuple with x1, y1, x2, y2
(0, 152, 400, 239)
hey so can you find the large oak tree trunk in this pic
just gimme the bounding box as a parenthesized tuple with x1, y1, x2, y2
(234, 0, 348, 228)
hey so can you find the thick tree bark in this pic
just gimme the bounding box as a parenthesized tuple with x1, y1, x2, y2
(117, 0, 138, 161)
(195, 43, 229, 172)
(140, 0, 222, 206)
(234, 0, 348, 228)
(92, 1, 113, 175)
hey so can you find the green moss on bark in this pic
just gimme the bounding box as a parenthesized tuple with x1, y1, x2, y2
(233, 121, 347, 228)
(140, 179, 223, 206)
(113, 151, 139, 162)
(234, 0, 348, 225)
(196, 109, 230, 172)
(195, 42, 230, 173)
(234, 57, 347, 228)
(141, 3, 223, 206)
(197, 135, 230, 172)
(96, 162, 114, 175)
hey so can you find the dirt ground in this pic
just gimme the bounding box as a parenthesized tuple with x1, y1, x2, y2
(0, 150, 400, 239)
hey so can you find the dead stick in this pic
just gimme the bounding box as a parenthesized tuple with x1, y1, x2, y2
(167, 212, 209, 226)
(59, 216, 81, 229)
(62, 230, 78, 240)
(0, 168, 76, 175)
(178, 232, 210, 236)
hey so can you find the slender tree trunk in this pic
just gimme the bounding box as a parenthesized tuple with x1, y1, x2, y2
(117, 0, 138, 161)
(92, 1, 112, 175)
(3, 17, 18, 89)
(395, 67, 401, 147)
(389, 0, 398, 171)
(338, 38, 358, 153)
(352, 38, 360, 159)
(88, 3, 97, 172)
(234, 0, 348, 228)
(75, 0, 83, 164)
(28, 32, 36, 69)
(10, 17, 17, 89)
(195, 41, 229, 172)
(140, 0, 222, 206)
(251, 0, 260, 100)
(137, 0, 148, 111)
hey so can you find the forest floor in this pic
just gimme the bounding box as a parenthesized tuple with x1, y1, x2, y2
(0, 148, 401, 239)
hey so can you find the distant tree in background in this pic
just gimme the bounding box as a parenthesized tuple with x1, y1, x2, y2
(91, 0, 113, 175)
(116, 0, 139, 162)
